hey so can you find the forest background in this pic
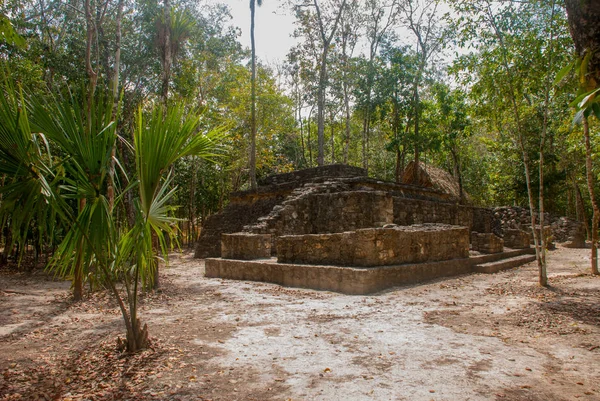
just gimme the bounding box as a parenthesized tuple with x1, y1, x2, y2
(2, 0, 596, 230)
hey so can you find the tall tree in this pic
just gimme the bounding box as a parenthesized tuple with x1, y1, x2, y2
(564, 0, 600, 275)
(360, 0, 399, 173)
(398, 0, 444, 182)
(449, 0, 571, 286)
(161, 0, 172, 105)
(249, 0, 263, 190)
(292, 0, 347, 166)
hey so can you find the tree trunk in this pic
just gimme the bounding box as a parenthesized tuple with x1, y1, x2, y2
(583, 115, 599, 275)
(537, 0, 557, 283)
(574, 178, 591, 239)
(161, 0, 172, 106)
(317, 48, 328, 166)
(73, 198, 86, 301)
(485, 2, 545, 285)
(307, 106, 313, 166)
(450, 146, 464, 204)
(330, 111, 335, 163)
(565, 0, 600, 276)
(395, 148, 404, 183)
(249, 0, 258, 189)
(85, 0, 97, 131)
(343, 85, 350, 164)
(564, 0, 600, 87)
(108, 0, 124, 211)
(411, 66, 423, 184)
(313, 0, 346, 167)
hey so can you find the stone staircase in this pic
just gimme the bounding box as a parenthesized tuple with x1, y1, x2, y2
(471, 248, 537, 274)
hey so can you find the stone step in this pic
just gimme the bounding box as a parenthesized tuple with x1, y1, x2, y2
(474, 254, 537, 274)
(470, 248, 534, 265)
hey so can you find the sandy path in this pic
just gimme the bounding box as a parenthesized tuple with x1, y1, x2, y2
(1, 246, 599, 400)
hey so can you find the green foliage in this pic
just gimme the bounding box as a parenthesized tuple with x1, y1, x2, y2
(0, 79, 55, 263)
(0, 15, 25, 47)
(29, 90, 117, 279)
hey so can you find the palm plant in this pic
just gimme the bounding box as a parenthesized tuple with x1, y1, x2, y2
(0, 80, 55, 265)
(117, 104, 225, 351)
(30, 91, 118, 300)
(31, 91, 224, 352)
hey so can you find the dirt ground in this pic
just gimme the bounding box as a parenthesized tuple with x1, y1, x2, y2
(0, 246, 599, 401)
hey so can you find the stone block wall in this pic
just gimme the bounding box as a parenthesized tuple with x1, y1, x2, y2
(472, 208, 493, 233)
(393, 198, 474, 230)
(493, 206, 586, 247)
(196, 166, 498, 259)
(221, 233, 272, 260)
(503, 229, 530, 249)
(277, 224, 470, 267)
(195, 196, 284, 258)
(258, 164, 367, 186)
(471, 232, 504, 254)
(258, 190, 394, 237)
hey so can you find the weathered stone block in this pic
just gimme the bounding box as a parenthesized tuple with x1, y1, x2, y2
(277, 224, 469, 267)
(503, 229, 530, 249)
(221, 233, 272, 260)
(471, 232, 504, 254)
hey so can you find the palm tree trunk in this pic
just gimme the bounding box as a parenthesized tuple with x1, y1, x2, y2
(249, 0, 258, 189)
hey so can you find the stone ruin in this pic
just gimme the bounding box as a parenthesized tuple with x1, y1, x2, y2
(493, 206, 586, 249)
(196, 165, 570, 294)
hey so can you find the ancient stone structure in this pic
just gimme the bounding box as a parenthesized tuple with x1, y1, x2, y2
(503, 229, 530, 249)
(196, 165, 491, 258)
(199, 165, 540, 294)
(471, 232, 504, 254)
(277, 225, 469, 267)
(221, 233, 271, 260)
(493, 206, 586, 248)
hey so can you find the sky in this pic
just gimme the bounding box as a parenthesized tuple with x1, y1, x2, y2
(206, 0, 298, 64)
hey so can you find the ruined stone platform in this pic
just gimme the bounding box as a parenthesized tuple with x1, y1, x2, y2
(195, 165, 494, 259)
(205, 248, 535, 295)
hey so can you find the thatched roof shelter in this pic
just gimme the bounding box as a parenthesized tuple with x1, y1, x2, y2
(402, 161, 469, 203)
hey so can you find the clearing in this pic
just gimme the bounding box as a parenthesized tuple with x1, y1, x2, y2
(0, 246, 599, 401)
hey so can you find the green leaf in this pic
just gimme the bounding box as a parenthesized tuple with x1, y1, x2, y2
(572, 109, 584, 126)
(0, 16, 26, 48)
(577, 87, 600, 109)
(554, 60, 574, 85)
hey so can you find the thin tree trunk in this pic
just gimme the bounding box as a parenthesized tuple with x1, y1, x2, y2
(249, 0, 258, 189)
(485, 2, 544, 284)
(583, 115, 599, 275)
(317, 49, 327, 166)
(299, 110, 306, 166)
(450, 146, 464, 204)
(307, 106, 314, 166)
(162, 0, 171, 106)
(574, 178, 590, 239)
(108, 0, 124, 211)
(343, 87, 350, 164)
(330, 111, 335, 163)
(76, 0, 96, 300)
(537, 0, 557, 283)
(73, 198, 86, 301)
(85, 0, 97, 131)
(412, 85, 420, 184)
(313, 0, 346, 167)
